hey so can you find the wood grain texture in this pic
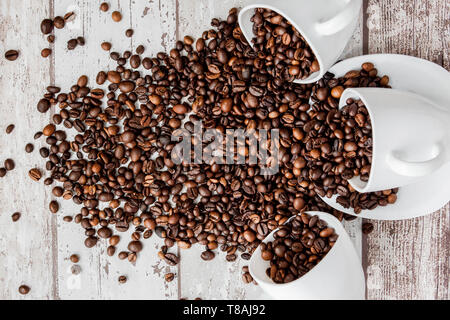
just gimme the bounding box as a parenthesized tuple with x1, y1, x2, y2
(364, 0, 450, 300)
(0, 0, 55, 300)
(0, 0, 448, 300)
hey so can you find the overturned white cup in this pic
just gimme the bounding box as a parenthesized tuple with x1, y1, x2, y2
(249, 211, 365, 300)
(238, 0, 362, 84)
(342, 88, 450, 193)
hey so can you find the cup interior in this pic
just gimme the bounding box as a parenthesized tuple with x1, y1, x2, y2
(249, 211, 341, 287)
(339, 88, 375, 193)
(237, 4, 323, 84)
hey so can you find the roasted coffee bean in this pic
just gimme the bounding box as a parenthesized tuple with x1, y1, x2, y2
(101, 42, 112, 51)
(117, 275, 128, 284)
(163, 253, 179, 266)
(125, 29, 134, 37)
(127, 240, 143, 252)
(112, 11, 122, 22)
(49, 200, 59, 213)
(53, 16, 65, 29)
(40, 19, 53, 34)
(5, 124, 15, 134)
(25, 143, 34, 153)
(0, 168, 6, 178)
(5, 50, 19, 61)
(70, 254, 79, 263)
(18, 285, 30, 295)
(37, 99, 50, 113)
(100, 2, 109, 12)
(164, 273, 175, 282)
(362, 222, 374, 234)
(12, 212, 21, 222)
(77, 36, 85, 46)
(28, 168, 42, 181)
(200, 250, 215, 261)
(4, 159, 15, 171)
(67, 39, 78, 50)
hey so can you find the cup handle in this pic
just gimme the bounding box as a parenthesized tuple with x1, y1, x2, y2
(315, 0, 363, 36)
(387, 144, 447, 177)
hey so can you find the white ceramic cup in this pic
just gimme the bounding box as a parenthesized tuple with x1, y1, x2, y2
(342, 87, 450, 193)
(248, 211, 365, 300)
(238, 0, 362, 84)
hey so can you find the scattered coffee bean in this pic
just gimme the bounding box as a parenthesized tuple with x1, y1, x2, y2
(100, 2, 109, 12)
(18, 285, 30, 295)
(112, 11, 122, 22)
(118, 275, 127, 283)
(4, 159, 15, 171)
(0, 168, 6, 178)
(67, 39, 78, 50)
(101, 42, 112, 51)
(5, 124, 15, 134)
(70, 254, 79, 263)
(4, 49, 19, 61)
(165, 273, 175, 282)
(53, 16, 65, 29)
(41, 48, 52, 58)
(49, 200, 59, 213)
(12, 212, 21, 222)
(47, 35, 55, 43)
(28, 168, 42, 181)
(125, 29, 134, 37)
(40, 19, 53, 34)
(77, 36, 85, 46)
(64, 12, 75, 22)
(362, 222, 374, 234)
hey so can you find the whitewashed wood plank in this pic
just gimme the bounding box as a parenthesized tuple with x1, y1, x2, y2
(53, 0, 178, 299)
(365, 0, 449, 300)
(0, 0, 55, 300)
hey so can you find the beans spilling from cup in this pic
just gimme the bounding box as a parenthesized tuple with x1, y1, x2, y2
(250, 8, 319, 81)
(27, 7, 398, 283)
(261, 213, 337, 283)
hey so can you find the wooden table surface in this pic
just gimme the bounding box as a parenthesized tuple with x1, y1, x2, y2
(0, 0, 448, 300)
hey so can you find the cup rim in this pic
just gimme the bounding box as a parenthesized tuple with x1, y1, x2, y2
(248, 211, 343, 288)
(340, 88, 377, 193)
(237, 4, 324, 84)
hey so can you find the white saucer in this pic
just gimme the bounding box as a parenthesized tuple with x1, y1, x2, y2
(319, 54, 450, 220)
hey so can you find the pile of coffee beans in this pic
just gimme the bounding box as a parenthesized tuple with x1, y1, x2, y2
(261, 213, 337, 283)
(250, 8, 319, 81)
(29, 7, 397, 277)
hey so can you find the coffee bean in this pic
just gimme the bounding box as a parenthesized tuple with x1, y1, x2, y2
(118, 275, 127, 284)
(77, 37, 85, 46)
(12, 212, 21, 222)
(163, 253, 179, 266)
(84, 236, 98, 248)
(200, 250, 215, 261)
(25, 143, 34, 153)
(70, 254, 79, 263)
(5, 124, 15, 134)
(53, 16, 65, 29)
(101, 42, 111, 51)
(43, 124, 55, 136)
(47, 35, 55, 43)
(64, 11, 75, 22)
(40, 19, 53, 34)
(362, 223, 374, 234)
(127, 240, 143, 252)
(5, 50, 19, 61)
(28, 168, 42, 181)
(125, 29, 134, 37)
(67, 39, 78, 50)
(112, 11, 122, 22)
(49, 200, 59, 213)
(37, 99, 51, 113)
(18, 285, 30, 295)
(100, 2, 109, 12)
(41, 48, 52, 58)
(165, 273, 175, 282)
(4, 159, 15, 171)
(0, 168, 6, 178)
